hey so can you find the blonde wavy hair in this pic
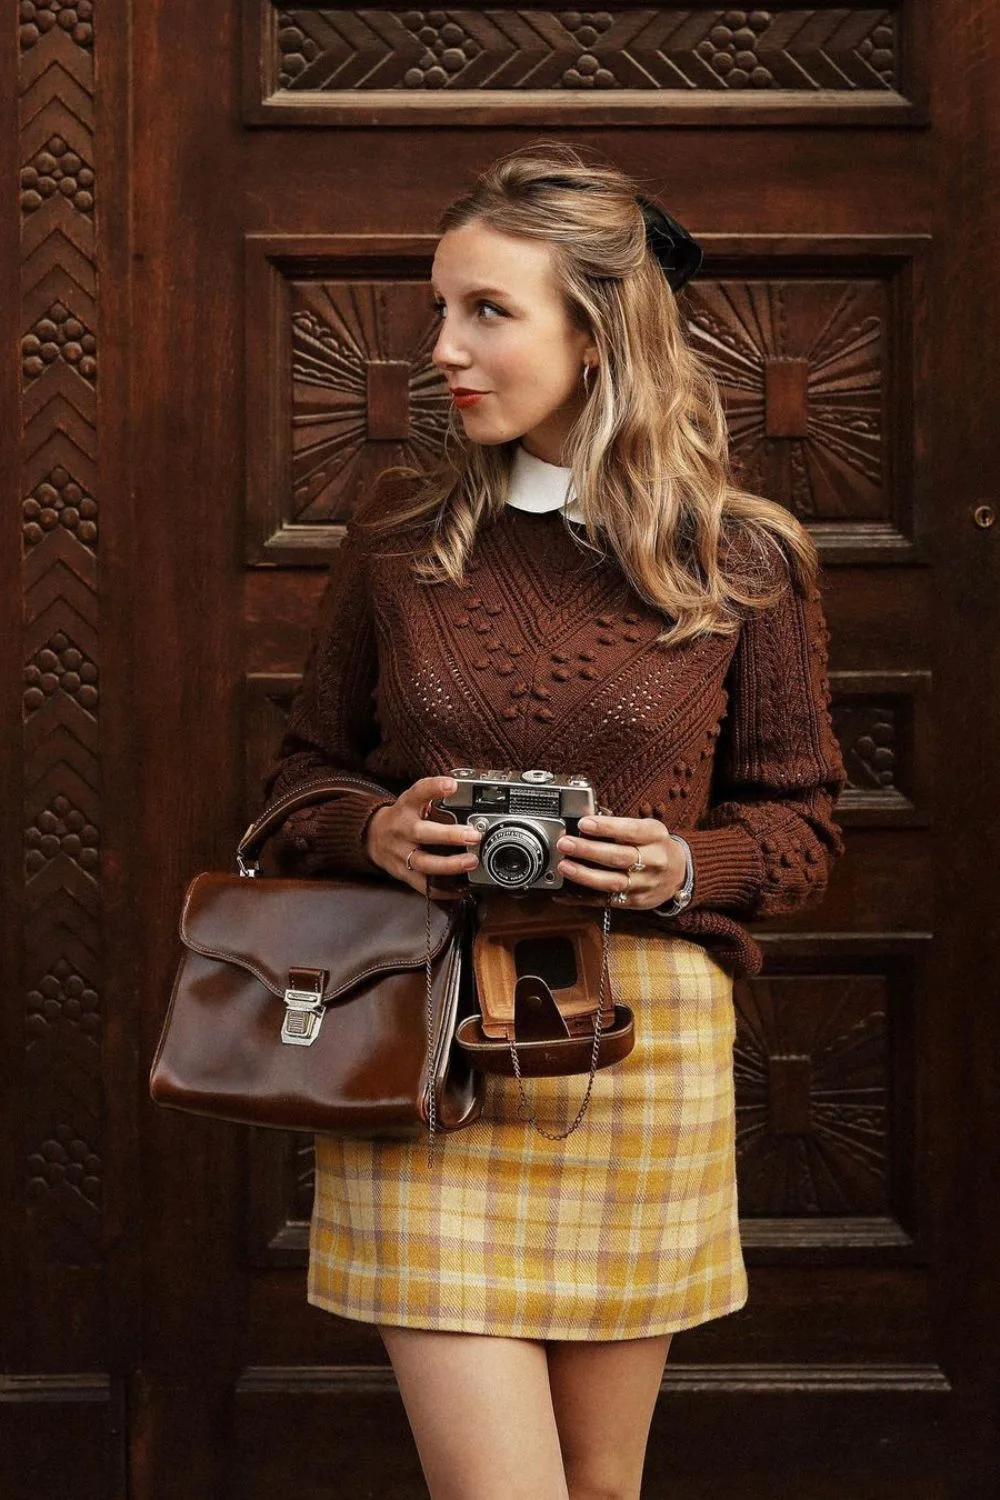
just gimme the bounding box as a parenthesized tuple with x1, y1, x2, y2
(357, 143, 819, 647)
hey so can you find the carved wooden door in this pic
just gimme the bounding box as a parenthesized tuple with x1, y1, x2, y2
(3, 3, 998, 1497)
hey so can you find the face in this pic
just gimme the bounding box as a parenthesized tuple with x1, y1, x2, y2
(430, 221, 596, 465)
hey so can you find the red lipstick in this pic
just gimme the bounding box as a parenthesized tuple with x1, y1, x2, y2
(451, 387, 489, 409)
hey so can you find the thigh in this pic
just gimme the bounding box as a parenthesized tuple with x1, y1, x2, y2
(546, 1334, 672, 1500)
(379, 1324, 570, 1500)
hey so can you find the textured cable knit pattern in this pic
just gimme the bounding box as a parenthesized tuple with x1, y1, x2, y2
(262, 477, 847, 977)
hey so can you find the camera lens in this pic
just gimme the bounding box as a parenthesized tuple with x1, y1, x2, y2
(493, 845, 531, 882)
(481, 824, 546, 889)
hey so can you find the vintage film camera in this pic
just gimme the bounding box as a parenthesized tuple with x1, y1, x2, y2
(429, 767, 599, 894)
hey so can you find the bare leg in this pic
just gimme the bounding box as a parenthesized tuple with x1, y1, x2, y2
(379, 1324, 571, 1500)
(546, 1334, 672, 1500)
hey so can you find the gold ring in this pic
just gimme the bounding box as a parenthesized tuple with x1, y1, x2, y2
(405, 847, 417, 872)
(631, 849, 645, 872)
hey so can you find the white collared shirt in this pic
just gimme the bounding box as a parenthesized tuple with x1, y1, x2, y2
(506, 444, 585, 525)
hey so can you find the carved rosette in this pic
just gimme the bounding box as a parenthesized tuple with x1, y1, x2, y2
(19, 0, 103, 1264)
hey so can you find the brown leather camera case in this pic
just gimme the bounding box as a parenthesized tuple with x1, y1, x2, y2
(472, 891, 616, 1039)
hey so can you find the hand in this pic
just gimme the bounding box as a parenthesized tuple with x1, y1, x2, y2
(365, 775, 481, 896)
(553, 814, 688, 911)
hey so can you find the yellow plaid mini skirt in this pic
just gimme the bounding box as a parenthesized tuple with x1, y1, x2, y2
(308, 930, 747, 1341)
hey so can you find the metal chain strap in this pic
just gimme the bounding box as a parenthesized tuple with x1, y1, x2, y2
(425, 881, 438, 1168)
(424, 892, 615, 1159)
(509, 900, 613, 1141)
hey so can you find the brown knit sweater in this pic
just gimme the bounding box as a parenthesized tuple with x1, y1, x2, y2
(262, 480, 847, 978)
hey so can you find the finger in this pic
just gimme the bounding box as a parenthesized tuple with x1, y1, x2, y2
(577, 815, 667, 843)
(403, 845, 480, 876)
(558, 858, 634, 894)
(404, 774, 459, 805)
(558, 835, 646, 870)
(413, 816, 482, 849)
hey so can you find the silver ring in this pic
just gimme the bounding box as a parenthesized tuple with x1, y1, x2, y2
(631, 849, 645, 873)
(610, 890, 629, 906)
(405, 847, 417, 872)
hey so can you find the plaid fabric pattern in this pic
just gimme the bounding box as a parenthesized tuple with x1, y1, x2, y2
(308, 932, 747, 1341)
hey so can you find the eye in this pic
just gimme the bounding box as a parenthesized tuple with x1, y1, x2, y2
(431, 299, 506, 321)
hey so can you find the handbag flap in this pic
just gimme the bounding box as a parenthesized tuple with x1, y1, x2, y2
(180, 872, 461, 1002)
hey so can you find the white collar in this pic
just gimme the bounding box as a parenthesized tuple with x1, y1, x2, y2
(506, 444, 584, 524)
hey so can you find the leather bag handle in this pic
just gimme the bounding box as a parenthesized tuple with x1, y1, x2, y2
(237, 772, 394, 874)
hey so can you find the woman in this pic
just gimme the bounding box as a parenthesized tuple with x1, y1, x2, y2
(262, 144, 847, 1500)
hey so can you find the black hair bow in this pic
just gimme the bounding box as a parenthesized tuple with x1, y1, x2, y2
(635, 195, 703, 293)
(523, 173, 703, 292)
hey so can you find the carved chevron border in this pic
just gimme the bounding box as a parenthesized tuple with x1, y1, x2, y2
(246, 2, 927, 126)
(18, 3, 104, 1265)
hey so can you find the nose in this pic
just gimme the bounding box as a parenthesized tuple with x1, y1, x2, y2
(431, 319, 469, 374)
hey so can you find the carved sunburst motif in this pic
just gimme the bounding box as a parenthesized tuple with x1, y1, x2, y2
(290, 280, 449, 520)
(734, 973, 888, 1215)
(685, 278, 885, 520)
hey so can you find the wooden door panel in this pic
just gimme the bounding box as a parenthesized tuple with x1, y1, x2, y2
(230, 0, 956, 1483)
(243, 2, 928, 127)
(231, 1384, 955, 1500)
(226, 0, 971, 1465)
(244, 233, 928, 563)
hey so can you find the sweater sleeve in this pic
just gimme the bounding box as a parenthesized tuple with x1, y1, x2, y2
(679, 551, 847, 918)
(259, 518, 397, 878)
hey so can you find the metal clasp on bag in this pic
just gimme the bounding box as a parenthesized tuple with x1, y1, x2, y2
(237, 821, 260, 877)
(280, 968, 327, 1047)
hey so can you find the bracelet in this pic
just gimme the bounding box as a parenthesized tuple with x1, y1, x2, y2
(654, 834, 695, 917)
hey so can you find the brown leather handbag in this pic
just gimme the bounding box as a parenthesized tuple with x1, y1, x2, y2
(149, 774, 483, 1142)
(455, 890, 635, 1140)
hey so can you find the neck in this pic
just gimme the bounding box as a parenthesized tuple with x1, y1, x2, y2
(517, 414, 580, 467)
(518, 437, 571, 468)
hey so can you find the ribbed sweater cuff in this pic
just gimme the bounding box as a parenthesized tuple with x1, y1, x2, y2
(293, 791, 396, 877)
(681, 825, 764, 912)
